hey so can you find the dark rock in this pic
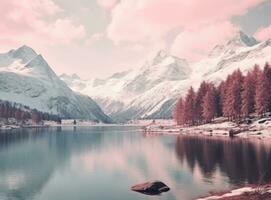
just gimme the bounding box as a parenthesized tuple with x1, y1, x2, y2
(245, 118, 252, 124)
(258, 119, 267, 124)
(229, 129, 235, 137)
(131, 181, 170, 195)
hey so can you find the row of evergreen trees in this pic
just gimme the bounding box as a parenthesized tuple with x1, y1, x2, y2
(174, 63, 271, 126)
(0, 100, 61, 124)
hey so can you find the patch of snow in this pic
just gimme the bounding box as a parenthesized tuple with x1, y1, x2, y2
(197, 187, 253, 200)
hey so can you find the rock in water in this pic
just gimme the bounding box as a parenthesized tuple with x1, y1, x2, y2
(131, 181, 170, 195)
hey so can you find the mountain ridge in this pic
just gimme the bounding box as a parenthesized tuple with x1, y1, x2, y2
(0, 46, 112, 123)
(61, 31, 271, 122)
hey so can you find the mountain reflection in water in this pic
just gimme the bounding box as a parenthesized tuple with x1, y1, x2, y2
(0, 127, 271, 200)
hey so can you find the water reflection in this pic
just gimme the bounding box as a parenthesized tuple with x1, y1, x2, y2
(0, 128, 271, 200)
(175, 136, 271, 185)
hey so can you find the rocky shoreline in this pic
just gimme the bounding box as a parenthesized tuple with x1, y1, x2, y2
(197, 184, 271, 200)
(142, 117, 271, 140)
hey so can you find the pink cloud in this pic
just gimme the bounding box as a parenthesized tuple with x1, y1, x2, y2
(0, 0, 86, 51)
(139, 0, 265, 30)
(255, 25, 271, 41)
(106, 0, 266, 61)
(86, 32, 105, 45)
(37, 19, 86, 45)
(171, 22, 238, 61)
(97, 0, 118, 9)
(107, 1, 166, 43)
(107, 0, 266, 44)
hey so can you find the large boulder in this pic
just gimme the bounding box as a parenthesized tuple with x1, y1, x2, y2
(131, 181, 170, 195)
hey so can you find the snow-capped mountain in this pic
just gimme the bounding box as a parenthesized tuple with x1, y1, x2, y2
(61, 50, 191, 121)
(61, 31, 271, 122)
(209, 31, 258, 58)
(0, 45, 111, 122)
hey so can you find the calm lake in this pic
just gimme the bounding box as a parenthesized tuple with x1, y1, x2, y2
(0, 126, 271, 200)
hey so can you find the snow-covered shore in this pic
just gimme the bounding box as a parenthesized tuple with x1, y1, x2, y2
(0, 124, 51, 130)
(0, 119, 143, 131)
(141, 117, 271, 139)
(197, 184, 271, 200)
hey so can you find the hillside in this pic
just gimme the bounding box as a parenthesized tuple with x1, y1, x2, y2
(0, 46, 111, 123)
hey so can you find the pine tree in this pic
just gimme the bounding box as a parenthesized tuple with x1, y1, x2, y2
(264, 62, 271, 111)
(214, 86, 222, 117)
(31, 110, 41, 124)
(184, 87, 196, 125)
(223, 70, 243, 121)
(0, 104, 4, 118)
(255, 64, 271, 115)
(174, 97, 184, 125)
(218, 81, 227, 117)
(21, 111, 28, 124)
(252, 64, 261, 79)
(3, 102, 10, 119)
(15, 109, 22, 121)
(241, 71, 256, 117)
(194, 81, 209, 124)
(202, 85, 216, 122)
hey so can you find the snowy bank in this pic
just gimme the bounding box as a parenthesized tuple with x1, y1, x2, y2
(142, 118, 271, 139)
(197, 185, 271, 200)
(0, 118, 52, 130)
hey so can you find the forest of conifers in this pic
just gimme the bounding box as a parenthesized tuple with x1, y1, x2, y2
(174, 62, 271, 126)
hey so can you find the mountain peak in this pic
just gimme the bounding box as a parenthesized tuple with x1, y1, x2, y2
(209, 31, 259, 57)
(157, 50, 168, 58)
(20, 45, 34, 50)
(16, 45, 37, 55)
(60, 73, 81, 81)
(12, 45, 38, 63)
(71, 73, 81, 80)
(228, 31, 258, 47)
(0, 46, 111, 122)
(152, 50, 169, 65)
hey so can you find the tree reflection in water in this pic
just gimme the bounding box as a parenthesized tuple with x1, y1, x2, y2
(175, 135, 271, 186)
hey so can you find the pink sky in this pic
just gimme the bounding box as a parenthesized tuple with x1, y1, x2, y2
(0, 0, 270, 78)
(255, 25, 271, 40)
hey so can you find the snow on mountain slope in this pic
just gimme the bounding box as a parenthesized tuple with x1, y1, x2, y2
(0, 45, 111, 122)
(61, 50, 191, 121)
(193, 33, 271, 85)
(61, 32, 271, 122)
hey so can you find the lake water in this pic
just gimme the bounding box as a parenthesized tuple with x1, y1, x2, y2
(0, 126, 271, 200)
